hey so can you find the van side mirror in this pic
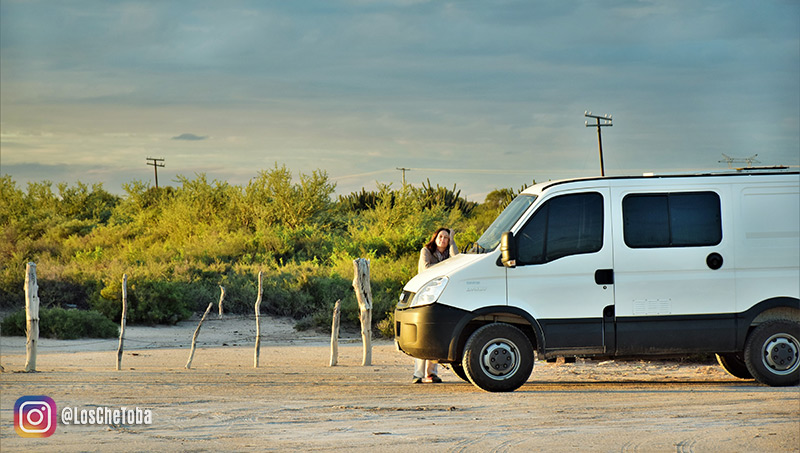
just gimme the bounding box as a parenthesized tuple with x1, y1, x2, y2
(500, 232, 517, 268)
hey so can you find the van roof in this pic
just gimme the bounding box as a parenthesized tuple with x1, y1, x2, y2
(522, 169, 800, 196)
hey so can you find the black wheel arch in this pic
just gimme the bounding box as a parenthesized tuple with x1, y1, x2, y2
(737, 297, 800, 350)
(447, 306, 544, 363)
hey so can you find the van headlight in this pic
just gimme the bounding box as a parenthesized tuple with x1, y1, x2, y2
(410, 277, 449, 308)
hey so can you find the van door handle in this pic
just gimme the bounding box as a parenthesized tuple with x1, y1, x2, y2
(595, 269, 614, 285)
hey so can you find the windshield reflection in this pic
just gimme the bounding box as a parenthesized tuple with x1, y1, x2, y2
(469, 195, 537, 253)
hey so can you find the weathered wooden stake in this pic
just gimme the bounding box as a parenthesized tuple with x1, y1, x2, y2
(352, 258, 373, 366)
(24, 262, 39, 372)
(116, 274, 128, 371)
(186, 302, 214, 369)
(217, 285, 226, 319)
(253, 271, 263, 368)
(0, 321, 4, 372)
(329, 299, 342, 366)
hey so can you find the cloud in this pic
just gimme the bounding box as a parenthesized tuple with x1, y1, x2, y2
(172, 133, 208, 141)
(1, 1, 797, 201)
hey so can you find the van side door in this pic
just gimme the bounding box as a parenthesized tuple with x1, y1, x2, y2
(612, 186, 737, 354)
(506, 188, 615, 356)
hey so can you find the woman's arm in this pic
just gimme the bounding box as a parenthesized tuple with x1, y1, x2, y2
(449, 229, 459, 256)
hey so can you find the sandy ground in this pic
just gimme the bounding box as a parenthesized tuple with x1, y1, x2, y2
(1, 314, 798, 452)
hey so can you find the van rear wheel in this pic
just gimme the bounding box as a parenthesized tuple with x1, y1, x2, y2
(715, 352, 753, 379)
(744, 320, 800, 387)
(445, 362, 469, 382)
(462, 323, 533, 392)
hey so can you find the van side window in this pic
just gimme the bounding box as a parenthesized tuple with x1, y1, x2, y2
(623, 192, 721, 248)
(516, 192, 604, 264)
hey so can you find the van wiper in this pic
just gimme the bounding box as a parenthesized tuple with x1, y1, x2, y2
(468, 243, 486, 254)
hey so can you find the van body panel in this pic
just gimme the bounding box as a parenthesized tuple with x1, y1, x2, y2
(438, 253, 507, 313)
(404, 252, 484, 291)
(734, 183, 800, 313)
(407, 252, 508, 313)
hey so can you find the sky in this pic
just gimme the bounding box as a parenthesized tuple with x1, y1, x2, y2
(1, 0, 798, 201)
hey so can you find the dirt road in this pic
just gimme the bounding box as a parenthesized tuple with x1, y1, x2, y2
(1, 316, 798, 452)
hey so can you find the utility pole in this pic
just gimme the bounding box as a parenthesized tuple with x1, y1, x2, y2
(585, 111, 612, 176)
(396, 167, 411, 189)
(146, 157, 165, 189)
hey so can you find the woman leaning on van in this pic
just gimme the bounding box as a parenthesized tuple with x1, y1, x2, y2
(412, 227, 459, 384)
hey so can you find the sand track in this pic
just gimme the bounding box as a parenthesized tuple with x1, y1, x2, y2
(2, 315, 798, 451)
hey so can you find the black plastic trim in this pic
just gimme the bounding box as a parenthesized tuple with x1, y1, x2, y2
(734, 297, 800, 349)
(594, 269, 614, 285)
(395, 303, 472, 361)
(395, 297, 800, 362)
(456, 306, 546, 356)
(615, 313, 737, 355)
(395, 304, 546, 362)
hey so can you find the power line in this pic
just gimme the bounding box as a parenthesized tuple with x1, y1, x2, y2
(331, 167, 536, 184)
(408, 168, 534, 175)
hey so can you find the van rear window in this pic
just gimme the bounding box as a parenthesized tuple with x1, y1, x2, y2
(623, 192, 721, 248)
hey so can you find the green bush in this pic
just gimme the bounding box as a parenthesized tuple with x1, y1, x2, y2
(376, 311, 395, 338)
(216, 272, 259, 314)
(0, 169, 509, 332)
(1, 307, 118, 339)
(37, 278, 92, 310)
(91, 279, 192, 325)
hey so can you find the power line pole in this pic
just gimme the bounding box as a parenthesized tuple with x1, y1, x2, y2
(396, 167, 411, 188)
(146, 157, 165, 189)
(585, 111, 612, 176)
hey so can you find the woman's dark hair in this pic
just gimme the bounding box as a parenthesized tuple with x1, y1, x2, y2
(424, 227, 451, 253)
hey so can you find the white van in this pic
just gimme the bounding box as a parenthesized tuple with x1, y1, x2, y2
(395, 171, 800, 392)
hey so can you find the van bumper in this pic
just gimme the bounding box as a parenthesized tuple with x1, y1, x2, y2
(394, 303, 471, 362)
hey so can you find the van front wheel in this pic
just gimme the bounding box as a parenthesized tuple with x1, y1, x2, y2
(463, 323, 534, 392)
(744, 320, 800, 387)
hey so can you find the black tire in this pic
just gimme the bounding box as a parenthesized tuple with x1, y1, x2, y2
(446, 362, 469, 382)
(462, 323, 534, 392)
(715, 352, 753, 380)
(743, 320, 800, 387)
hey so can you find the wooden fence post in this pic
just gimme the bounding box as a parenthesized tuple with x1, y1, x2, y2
(186, 302, 214, 369)
(217, 285, 226, 319)
(254, 271, 263, 368)
(329, 299, 342, 366)
(0, 321, 4, 372)
(24, 262, 39, 372)
(352, 259, 373, 366)
(116, 274, 128, 371)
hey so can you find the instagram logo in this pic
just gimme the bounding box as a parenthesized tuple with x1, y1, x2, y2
(15, 396, 57, 438)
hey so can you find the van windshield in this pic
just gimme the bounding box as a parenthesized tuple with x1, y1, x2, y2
(469, 194, 537, 253)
